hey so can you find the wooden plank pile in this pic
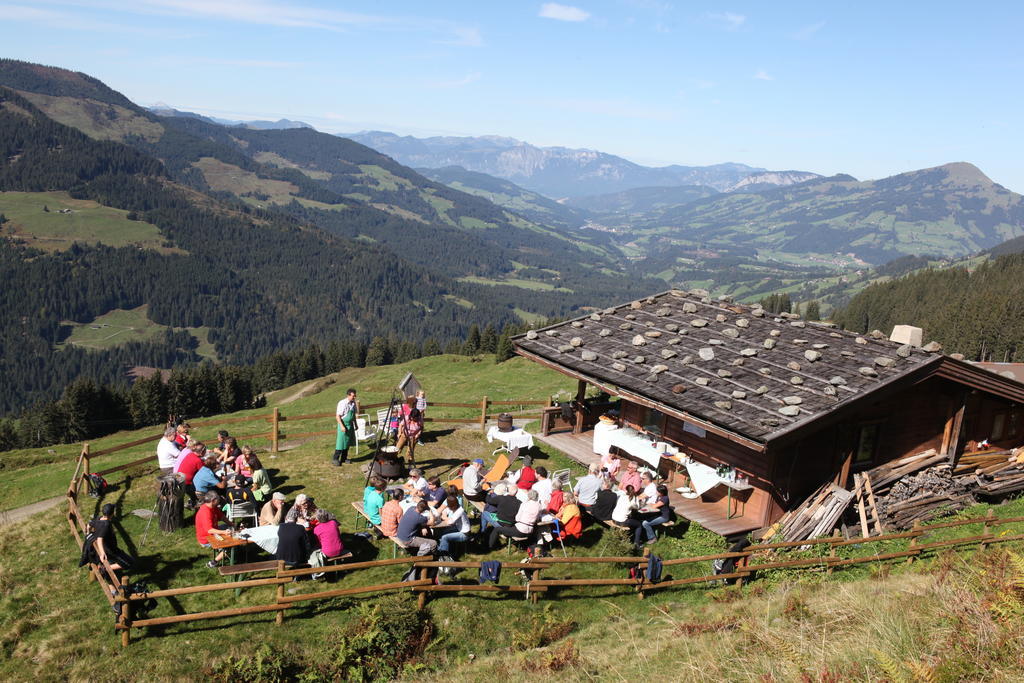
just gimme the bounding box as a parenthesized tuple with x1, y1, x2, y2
(774, 482, 854, 542)
(956, 448, 1024, 497)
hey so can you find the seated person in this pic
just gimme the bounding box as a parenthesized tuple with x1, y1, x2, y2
(573, 463, 603, 510)
(234, 445, 256, 483)
(80, 503, 135, 573)
(193, 454, 226, 496)
(380, 490, 405, 537)
(312, 509, 345, 559)
(532, 466, 552, 507)
(601, 451, 622, 479)
(212, 430, 230, 457)
(424, 477, 447, 509)
(487, 486, 523, 549)
(547, 484, 565, 515)
(617, 460, 642, 493)
(223, 475, 254, 504)
(512, 456, 538, 492)
(636, 484, 673, 547)
(435, 495, 471, 557)
(216, 436, 241, 469)
(175, 441, 206, 508)
(639, 472, 658, 504)
(396, 500, 437, 556)
(555, 493, 583, 541)
(276, 521, 312, 568)
(462, 458, 487, 502)
(590, 478, 618, 522)
(195, 491, 232, 568)
(363, 478, 387, 526)
(248, 454, 273, 503)
(259, 492, 287, 526)
(480, 482, 506, 535)
(612, 485, 640, 526)
(404, 469, 429, 497)
(285, 493, 317, 527)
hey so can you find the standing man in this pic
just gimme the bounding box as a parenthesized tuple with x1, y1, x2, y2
(333, 387, 359, 466)
(156, 427, 180, 475)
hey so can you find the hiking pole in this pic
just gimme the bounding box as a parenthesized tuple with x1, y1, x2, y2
(140, 499, 159, 547)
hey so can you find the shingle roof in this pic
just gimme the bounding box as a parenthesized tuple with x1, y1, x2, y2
(513, 290, 940, 443)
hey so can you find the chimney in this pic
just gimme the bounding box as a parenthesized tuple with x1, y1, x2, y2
(889, 325, 923, 347)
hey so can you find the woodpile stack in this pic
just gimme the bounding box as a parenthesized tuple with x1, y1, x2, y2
(768, 447, 1024, 542)
(773, 482, 854, 542)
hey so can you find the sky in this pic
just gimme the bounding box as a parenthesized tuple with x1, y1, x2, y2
(3, 1, 1024, 191)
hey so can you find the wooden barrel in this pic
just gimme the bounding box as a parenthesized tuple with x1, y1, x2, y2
(157, 474, 184, 533)
(497, 413, 514, 432)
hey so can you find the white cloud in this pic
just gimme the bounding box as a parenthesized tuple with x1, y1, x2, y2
(792, 20, 825, 40)
(754, 69, 773, 81)
(441, 25, 483, 47)
(706, 11, 745, 31)
(539, 3, 591, 22)
(0, 2, 190, 36)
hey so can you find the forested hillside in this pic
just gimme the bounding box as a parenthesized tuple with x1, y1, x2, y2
(833, 253, 1024, 361)
(0, 86, 509, 414)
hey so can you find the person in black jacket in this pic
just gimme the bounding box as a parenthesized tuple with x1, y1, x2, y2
(590, 478, 618, 522)
(276, 522, 311, 567)
(79, 503, 134, 573)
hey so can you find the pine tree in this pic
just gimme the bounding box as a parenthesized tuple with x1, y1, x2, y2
(480, 324, 498, 354)
(495, 332, 515, 363)
(443, 339, 462, 354)
(365, 336, 392, 366)
(463, 325, 481, 355)
(805, 300, 821, 321)
(422, 337, 441, 356)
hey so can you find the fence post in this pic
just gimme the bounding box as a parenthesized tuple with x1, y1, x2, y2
(907, 520, 921, 564)
(275, 561, 286, 625)
(83, 442, 91, 476)
(271, 408, 280, 453)
(417, 567, 429, 609)
(479, 396, 489, 433)
(119, 575, 131, 647)
(827, 529, 840, 575)
(982, 509, 995, 551)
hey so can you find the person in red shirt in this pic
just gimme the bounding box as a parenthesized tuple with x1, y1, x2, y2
(195, 491, 231, 568)
(177, 442, 205, 509)
(515, 455, 538, 491)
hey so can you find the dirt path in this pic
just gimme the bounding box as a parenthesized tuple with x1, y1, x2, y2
(0, 495, 65, 528)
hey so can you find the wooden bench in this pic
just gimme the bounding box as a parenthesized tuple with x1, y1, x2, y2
(218, 559, 278, 577)
(351, 501, 410, 558)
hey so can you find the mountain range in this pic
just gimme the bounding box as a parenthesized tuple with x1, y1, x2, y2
(149, 103, 312, 130)
(343, 130, 820, 197)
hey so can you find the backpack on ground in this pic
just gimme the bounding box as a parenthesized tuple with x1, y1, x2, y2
(86, 473, 108, 498)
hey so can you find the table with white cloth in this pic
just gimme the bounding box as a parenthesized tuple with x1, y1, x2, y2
(486, 426, 535, 454)
(600, 425, 663, 468)
(592, 420, 619, 456)
(681, 458, 753, 518)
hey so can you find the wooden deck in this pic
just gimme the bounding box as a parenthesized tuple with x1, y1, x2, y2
(536, 430, 761, 538)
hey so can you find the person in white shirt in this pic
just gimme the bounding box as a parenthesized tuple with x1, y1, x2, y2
(612, 485, 640, 524)
(404, 469, 428, 495)
(532, 466, 553, 507)
(156, 427, 180, 474)
(463, 458, 486, 501)
(436, 495, 471, 556)
(333, 388, 359, 466)
(573, 463, 603, 509)
(640, 472, 658, 504)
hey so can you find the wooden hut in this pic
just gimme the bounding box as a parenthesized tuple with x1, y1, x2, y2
(513, 290, 1024, 537)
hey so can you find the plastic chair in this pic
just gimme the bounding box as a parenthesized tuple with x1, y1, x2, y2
(355, 414, 378, 457)
(227, 500, 257, 528)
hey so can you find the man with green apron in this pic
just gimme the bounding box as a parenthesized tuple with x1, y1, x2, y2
(334, 388, 358, 466)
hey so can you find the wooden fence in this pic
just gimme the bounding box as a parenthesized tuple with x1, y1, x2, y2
(78, 397, 550, 480)
(65, 439, 1024, 647)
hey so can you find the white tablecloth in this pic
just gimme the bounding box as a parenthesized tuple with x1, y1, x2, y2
(592, 420, 619, 456)
(486, 426, 535, 450)
(606, 426, 662, 468)
(683, 458, 753, 496)
(240, 524, 280, 554)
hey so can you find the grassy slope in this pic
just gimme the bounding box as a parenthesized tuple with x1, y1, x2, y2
(0, 190, 172, 253)
(4, 355, 1024, 680)
(56, 305, 218, 360)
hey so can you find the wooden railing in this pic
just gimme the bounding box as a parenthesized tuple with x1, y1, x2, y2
(75, 397, 551, 479)
(66, 441, 1024, 647)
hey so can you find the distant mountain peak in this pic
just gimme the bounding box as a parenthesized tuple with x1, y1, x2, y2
(934, 161, 992, 187)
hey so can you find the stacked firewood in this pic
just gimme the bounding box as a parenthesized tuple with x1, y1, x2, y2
(765, 447, 1024, 542)
(772, 482, 854, 542)
(956, 449, 1024, 497)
